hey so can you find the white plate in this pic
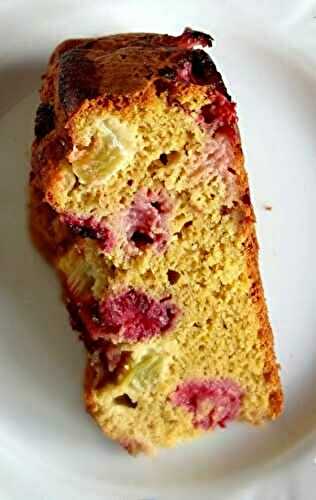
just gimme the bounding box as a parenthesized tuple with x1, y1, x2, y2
(1, 1, 316, 499)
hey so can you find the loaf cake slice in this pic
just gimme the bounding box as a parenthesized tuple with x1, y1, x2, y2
(30, 28, 283, 455)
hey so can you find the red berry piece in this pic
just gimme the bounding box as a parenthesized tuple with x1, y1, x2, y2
(170, 378, 243, 429)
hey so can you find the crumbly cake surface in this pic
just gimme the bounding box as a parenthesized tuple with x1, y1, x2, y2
(30, 28, 283, 454)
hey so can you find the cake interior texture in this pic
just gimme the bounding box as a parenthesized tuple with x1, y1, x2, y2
(30, 28, 283, 454)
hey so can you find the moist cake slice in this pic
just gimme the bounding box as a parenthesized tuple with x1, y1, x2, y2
(30, 28, 283, 455)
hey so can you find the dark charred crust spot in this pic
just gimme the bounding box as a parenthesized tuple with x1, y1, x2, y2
(172, 48, 230, 96)
(81, 40, 97, 49)
(49, 39, 88, 64)
(34, 103, 55, 139)
(154, 78, 171, 96)
(190, 49, 228, 95)
(59, 48, 101, 115)
(241, 192, 251, 205)
(158, 66, 177, 79)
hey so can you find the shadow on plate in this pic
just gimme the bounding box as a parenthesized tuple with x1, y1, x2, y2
(0, 58, 46, 116)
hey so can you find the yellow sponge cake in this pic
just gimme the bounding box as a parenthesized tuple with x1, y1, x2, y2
(30, 28, 283, 454)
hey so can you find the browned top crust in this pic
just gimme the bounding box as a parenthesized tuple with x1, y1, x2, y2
(36, 28, 228, 138)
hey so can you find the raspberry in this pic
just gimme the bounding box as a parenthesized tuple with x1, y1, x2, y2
(100, 289, 179, 342)
(170, 379, 243, 429)
(125, 188, 172, 252)
(176, 50, 228, 92)
(67, 288, 179, 344)
(198, 92, 238, 142)
(200, 92, 237, 128)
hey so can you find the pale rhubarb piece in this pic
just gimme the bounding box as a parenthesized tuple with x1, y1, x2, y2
(30, 28, 283, 455)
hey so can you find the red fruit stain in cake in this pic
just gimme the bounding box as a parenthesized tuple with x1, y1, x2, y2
(65, 293, 103, 345)
(66, 288, 179, 344)
(60, 214, 115, 252)
(189, 132, 236, 192)
(124, 188, 172, 253)
(66, 295, 132, 385)
(197, 91, 238, 144)
(170, 379, 243, 430)
(99, 289, 179, 342)
(189, 93, 239, 201)
(199, 92, 237, 129)
(66, 294, 129, 374)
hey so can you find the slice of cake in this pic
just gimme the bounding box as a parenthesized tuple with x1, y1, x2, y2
(30, 28, 283, 455)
